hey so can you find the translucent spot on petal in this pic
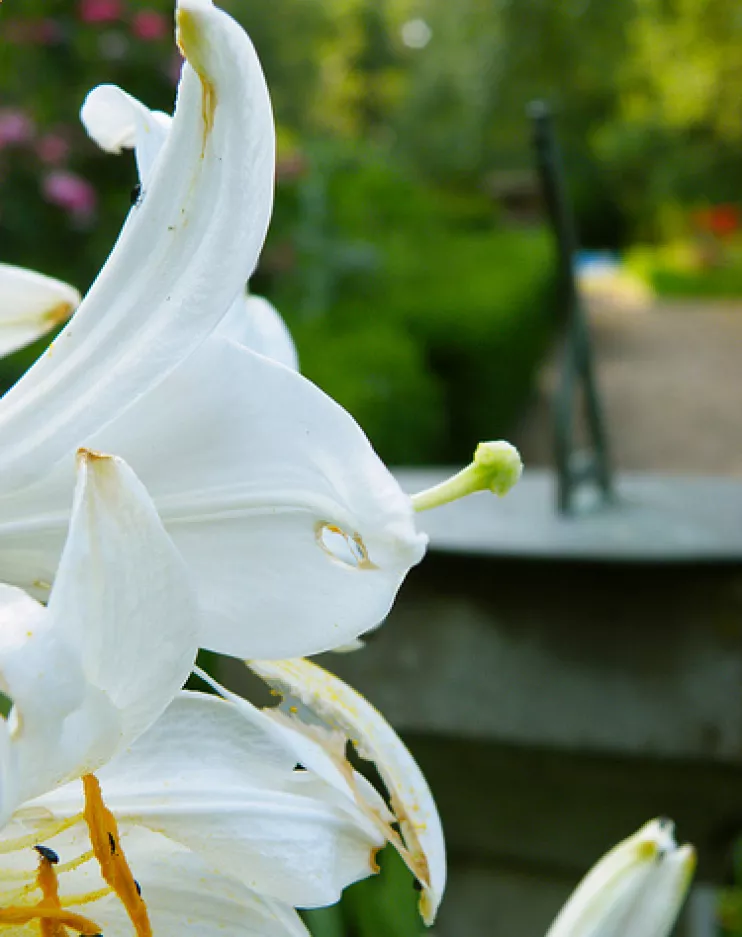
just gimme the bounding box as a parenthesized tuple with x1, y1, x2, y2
(315, 523, 376, 569)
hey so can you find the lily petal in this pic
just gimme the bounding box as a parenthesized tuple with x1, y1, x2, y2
(0, 823, 310, 937)
(81, 81, 298, 369)
(92, 831, 312, 937)
(0, 0, 274, 490)
(49, 450, 199, 743)
(0, 583, 112, 824)
(216, 293, 299, 370)
(32, 691, 385, 909)
(87, 335, 426, 657)
(0, 334, 425, 658)
(0, 263, 78, 357)
(248, 657, 446, 925)
(0, 451, 198, 820)
(545, 819, 695, 937)
(80, 84, 171, 185)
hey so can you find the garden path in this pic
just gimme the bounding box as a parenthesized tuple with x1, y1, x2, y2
(514, 299, 742, 476)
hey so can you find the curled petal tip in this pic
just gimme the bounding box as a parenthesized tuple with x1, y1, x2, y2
(176, 1, 212, 69)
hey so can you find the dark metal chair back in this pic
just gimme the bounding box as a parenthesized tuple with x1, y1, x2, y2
(529, 101, 613, 514)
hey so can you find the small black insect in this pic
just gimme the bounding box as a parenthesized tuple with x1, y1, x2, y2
(34, 844, 59, 864)
(108, 832, 117, 855)
(412, 879, 423, 892)
(130, 183, 142, 207)
(134, 879, 142, 897)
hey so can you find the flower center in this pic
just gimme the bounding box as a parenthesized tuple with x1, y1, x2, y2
(0, 774, 152, 937)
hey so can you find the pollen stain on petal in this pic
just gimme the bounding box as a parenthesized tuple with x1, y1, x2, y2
(176, 8, 218, 156)
(200, 78, 217, 151)
(76, 447, 113, 465)
(42, 301, 75, 328)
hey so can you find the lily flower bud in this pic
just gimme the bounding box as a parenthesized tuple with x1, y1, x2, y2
(411, 440, 523, 512)
(545, 818, 696, 937)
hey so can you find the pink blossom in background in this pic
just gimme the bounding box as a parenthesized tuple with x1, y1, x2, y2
(132, 9, 169, 41)
(37, 133, 71, 166)
(78, 0, 122, 24)
(42, 171, 97, 221)
(0, 109, 35, 148)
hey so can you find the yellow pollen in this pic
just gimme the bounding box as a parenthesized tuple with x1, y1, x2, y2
(82, 774, 152, 937)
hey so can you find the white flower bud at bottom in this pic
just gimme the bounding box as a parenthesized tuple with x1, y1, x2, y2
(545, 818, 695, 937)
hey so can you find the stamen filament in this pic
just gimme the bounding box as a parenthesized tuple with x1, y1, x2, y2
(0, 906, 101, 934)
(0, 853, 102, 937)
(82, 774, 152, 937)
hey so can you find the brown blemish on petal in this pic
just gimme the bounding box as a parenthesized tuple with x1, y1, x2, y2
(176, 8, 217, 157)
(200, 77, 217, 150)
(351, 532, 378, 570)
(76, 446, 113, 464)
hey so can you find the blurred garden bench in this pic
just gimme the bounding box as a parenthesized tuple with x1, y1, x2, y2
(321, 106, 742, 937)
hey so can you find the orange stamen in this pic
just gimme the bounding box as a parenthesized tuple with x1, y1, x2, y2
(0, 905, 101, 934)
(0, 853, 101, 936)
(82, 774, 152, 937)
(37, 853, 70, 937)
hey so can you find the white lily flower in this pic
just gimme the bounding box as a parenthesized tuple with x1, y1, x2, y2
(0, 455, 396, 935)
(81, 82, 299, 371)
(544, 819, 695, 937)
(198, 657, 447, 926)
(0, 0, 427, 660)
(0, 264, 79, 358)
(0, 448, 200, 826)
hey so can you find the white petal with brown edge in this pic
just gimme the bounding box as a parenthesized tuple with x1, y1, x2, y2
(246, 658, 446, 924)
(0, 334, 426, 658)
(81, 81, 298, 370)
(0, 0, 275, 490)
(27, 691, 385, 909)
(0, 264, 78, 357)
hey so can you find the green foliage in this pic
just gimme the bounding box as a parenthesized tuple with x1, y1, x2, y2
(649, 266, 742, 298)
(626, 237, 742, 297)
(272, 146, 557, 463)
(341, 847, 425, 937)
(303, 846, 425, 937)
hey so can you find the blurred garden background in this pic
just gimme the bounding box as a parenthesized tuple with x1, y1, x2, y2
(8, 0, 742, 470)
(6, 2, 742, 936)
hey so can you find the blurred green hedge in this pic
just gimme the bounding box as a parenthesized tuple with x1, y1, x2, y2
(268, 146, 558, 465)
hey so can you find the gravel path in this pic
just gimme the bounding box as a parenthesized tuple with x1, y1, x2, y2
(513, 299, 742, 476)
